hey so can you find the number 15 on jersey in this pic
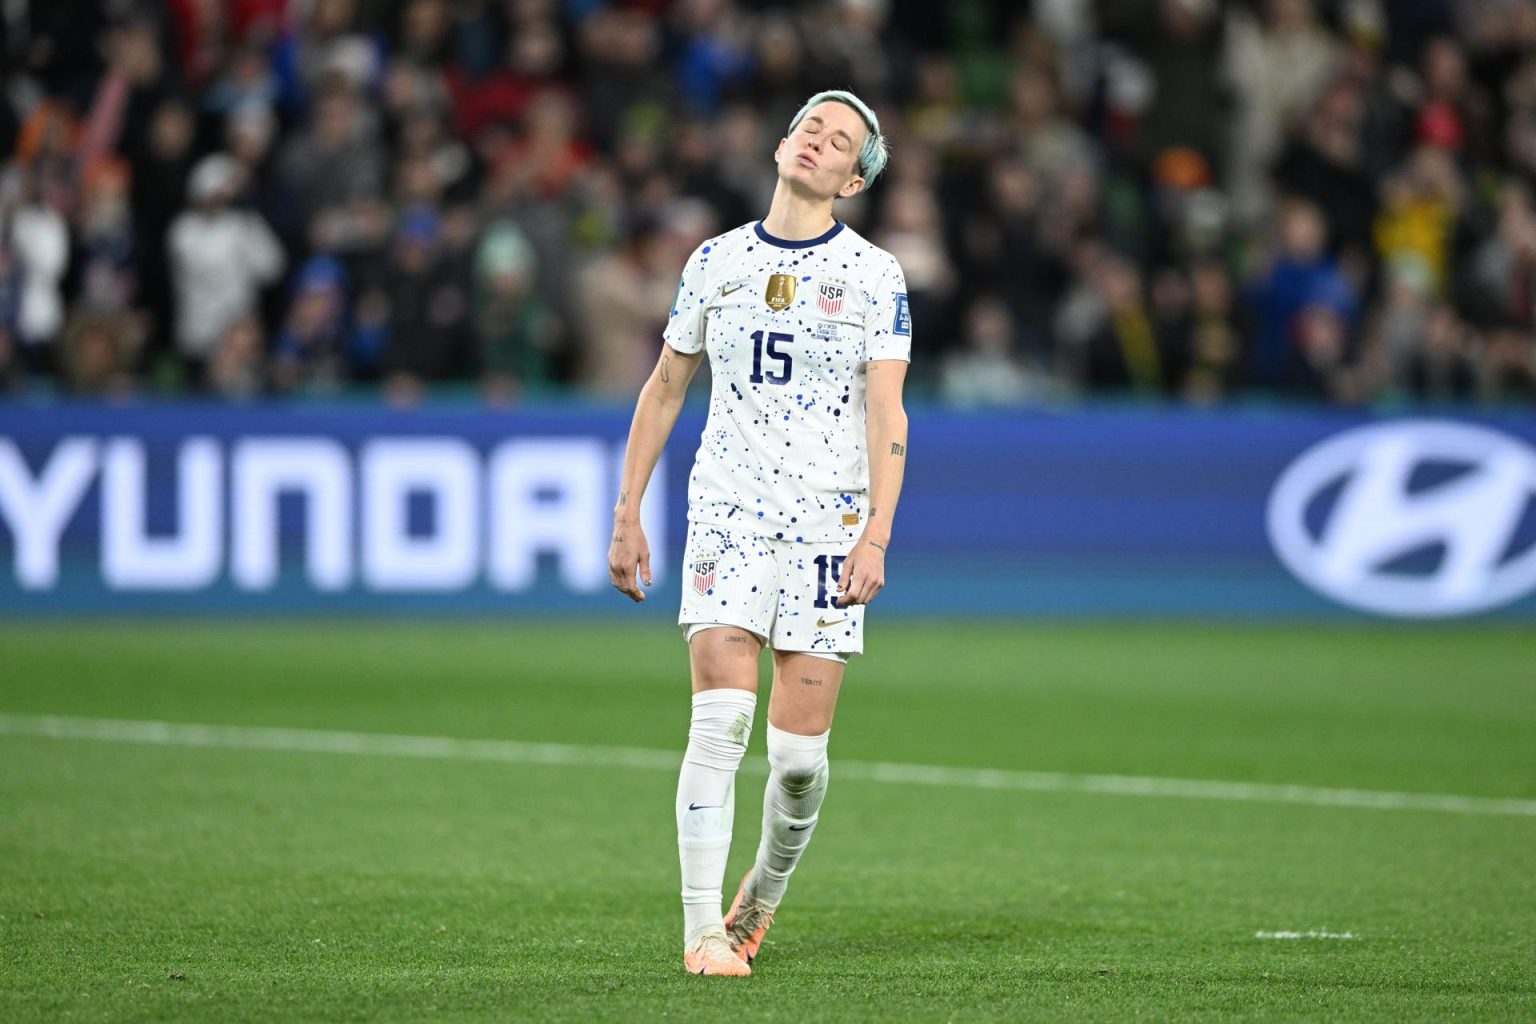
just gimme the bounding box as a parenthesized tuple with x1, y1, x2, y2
(750, 330, 794, 385)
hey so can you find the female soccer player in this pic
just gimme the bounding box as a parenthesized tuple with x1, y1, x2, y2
(608, 90, 910, 976)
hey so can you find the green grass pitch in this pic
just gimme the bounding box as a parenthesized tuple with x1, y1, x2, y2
(2, 620, 1533, 1022)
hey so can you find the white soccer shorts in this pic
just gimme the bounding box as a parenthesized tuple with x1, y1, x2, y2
(678, 522, 864, 658)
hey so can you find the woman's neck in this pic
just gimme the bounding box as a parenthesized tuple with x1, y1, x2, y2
(760, 181, 837, 240)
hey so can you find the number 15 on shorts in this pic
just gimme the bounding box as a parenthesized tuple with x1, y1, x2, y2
(813, 554, 847, 609)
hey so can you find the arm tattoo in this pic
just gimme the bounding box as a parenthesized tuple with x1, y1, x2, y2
(618, 491, 629, 507)
(799, 676, 824, 687)
(660, 353, 671, 383)
(890, 442, 905, 457)
(868, 540, 886, 553)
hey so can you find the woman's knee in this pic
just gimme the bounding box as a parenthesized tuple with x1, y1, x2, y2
(766, 722, 830, 792)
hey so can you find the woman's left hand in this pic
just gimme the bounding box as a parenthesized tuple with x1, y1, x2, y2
(835, 536, 887, 607)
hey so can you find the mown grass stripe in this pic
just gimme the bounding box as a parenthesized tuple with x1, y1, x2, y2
(3, 712, 1534, 819)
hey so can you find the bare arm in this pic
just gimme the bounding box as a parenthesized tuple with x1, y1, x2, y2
(608, 343, 706, 601)
(837, 358, 909, 606)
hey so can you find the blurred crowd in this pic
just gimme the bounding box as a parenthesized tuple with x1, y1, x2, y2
(2, 0, 1536, 407)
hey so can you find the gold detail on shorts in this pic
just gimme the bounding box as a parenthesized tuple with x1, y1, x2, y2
(842, 513, 860, 526)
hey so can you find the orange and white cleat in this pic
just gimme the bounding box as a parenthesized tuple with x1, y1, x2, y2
(683, 930, 752, 976)
(723, 873, 776, 963)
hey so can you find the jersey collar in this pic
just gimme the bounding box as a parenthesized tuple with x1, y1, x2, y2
(753, 219, 845, 249)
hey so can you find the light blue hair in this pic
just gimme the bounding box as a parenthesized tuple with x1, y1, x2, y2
(787, 89, 889, 190)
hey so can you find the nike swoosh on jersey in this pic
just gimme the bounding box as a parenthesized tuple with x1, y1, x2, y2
(815, 617, 849, 628)
(720, 282, 746, 295)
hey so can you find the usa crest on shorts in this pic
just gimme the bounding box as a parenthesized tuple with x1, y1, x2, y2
(692, 555, 718, 595)
(817, 280, 845, 316)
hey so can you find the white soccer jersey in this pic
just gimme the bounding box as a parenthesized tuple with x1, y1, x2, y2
(664, 220, 911, 544)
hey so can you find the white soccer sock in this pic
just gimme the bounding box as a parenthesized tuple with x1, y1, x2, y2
(748, 722, 830, 909)
(676, 687, 756, 944)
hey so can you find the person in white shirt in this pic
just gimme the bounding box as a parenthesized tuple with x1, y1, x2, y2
(6, 174, 69, 359)
(168, 154, 284, 385)
(609, 90, 910, 977)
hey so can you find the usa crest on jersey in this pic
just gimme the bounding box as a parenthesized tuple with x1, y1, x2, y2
(817, 280, 845, 316)
(692, 555, 718, 595)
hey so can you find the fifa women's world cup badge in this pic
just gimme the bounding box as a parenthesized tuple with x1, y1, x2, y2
(765, 274, 796, 311)
(692, 555, 718, 595)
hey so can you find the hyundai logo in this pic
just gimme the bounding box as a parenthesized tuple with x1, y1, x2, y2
(1267, 421, 1536, 617)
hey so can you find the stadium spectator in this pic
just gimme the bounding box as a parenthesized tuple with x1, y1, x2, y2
(1225, 0, 1340, 228)
(0, 231, 16, 380)
(1120, 0, 1228, 175)
(873, 181, 955, 373)
(225, 103, 290, 243)
(1273, 78, 1379, 264)
(276, 86, 386, 248)
(167, 154, 285, 387)
(1059, 248, 1173, 397)
(366, 207, 472, 406)
(128, 98, 197, 368)
(3, 167, 69, 372)
(1402, 302, 1481, 403)
(1248, 197, 1359, 392)
(271, 256, 350, 395)
(577, 7, 676, 155)
(1374, 144, 1463, 294)
(963, 157, 1059, 366)
(1180, 259, 1244, 403)
(207, 315, 268, 401)
(575, 216, 677, 399)
(75, 159, 137, 315)
(271, 0, 380, 113)
(1483, 327, 1536, 401)
(1288, 301, 1363, 403)
(939, 295, 1045, 407)
(0, 328, 16, 394)
(59, 310, 141, 399)
(1467, 181, 1536, 333)
(473, 220, 559, 404)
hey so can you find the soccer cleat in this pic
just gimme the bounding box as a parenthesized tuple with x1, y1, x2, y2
(683, 930, 752, 976)
(723, 872, 776, 963)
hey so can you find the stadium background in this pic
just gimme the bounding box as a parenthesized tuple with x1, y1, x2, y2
(2, 1, 1534, 1021)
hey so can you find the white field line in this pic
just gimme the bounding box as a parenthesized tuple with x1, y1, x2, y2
(2, 713, 1535, 820)
(1254, 930, 1358, 940)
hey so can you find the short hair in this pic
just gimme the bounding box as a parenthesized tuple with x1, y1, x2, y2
(786, 90, 889, 190)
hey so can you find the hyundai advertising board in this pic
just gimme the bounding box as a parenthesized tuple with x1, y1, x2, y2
(1, 405, 1533, 619)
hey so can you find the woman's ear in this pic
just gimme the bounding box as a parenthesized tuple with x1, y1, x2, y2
(839, 176, 866, 199)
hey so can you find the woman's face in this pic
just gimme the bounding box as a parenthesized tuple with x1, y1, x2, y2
(774, 101, 868, 200)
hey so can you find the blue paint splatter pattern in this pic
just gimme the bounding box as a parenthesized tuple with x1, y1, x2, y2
(662, 220, 911, 546)
(677, 523, 865, 656)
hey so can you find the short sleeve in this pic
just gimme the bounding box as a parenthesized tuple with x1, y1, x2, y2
(662, 243, 712, 355)
(865, 261, 912, 362)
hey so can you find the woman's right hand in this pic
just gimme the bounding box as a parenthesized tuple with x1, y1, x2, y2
(608, 519, 652, 602)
